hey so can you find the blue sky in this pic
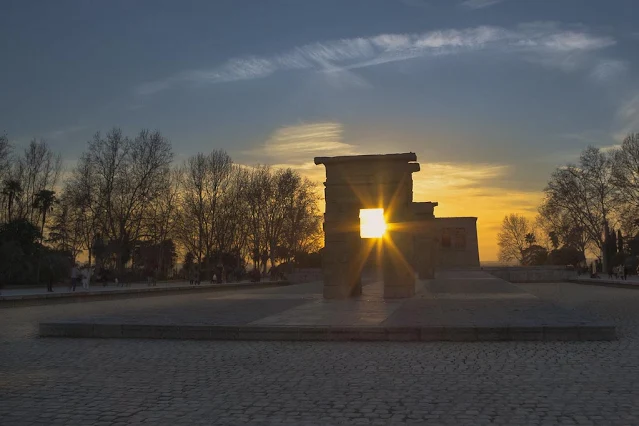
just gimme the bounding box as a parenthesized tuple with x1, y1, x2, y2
(1, 0, 638, 259)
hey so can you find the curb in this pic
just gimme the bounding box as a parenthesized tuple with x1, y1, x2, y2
(568, 279, 639, 290)
(0, 281, 291, 308)
(38, 322, 616, 342)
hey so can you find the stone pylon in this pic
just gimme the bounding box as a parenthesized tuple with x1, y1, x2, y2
(314, 153, 420, 299)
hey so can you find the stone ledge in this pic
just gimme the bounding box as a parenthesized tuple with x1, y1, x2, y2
(0, 281, 291, 308)
(38, 323, 616, 342)
(569, 279, 639, 290)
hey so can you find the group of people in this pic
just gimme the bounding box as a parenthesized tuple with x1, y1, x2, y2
(67, 264, 92, 292)
(608, 264, 629, 280)
(587, 261, 634, 280)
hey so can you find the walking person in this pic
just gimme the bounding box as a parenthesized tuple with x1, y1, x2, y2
(146, 264, 153, 287)
(618, 264, 624, 280)
(70, 264, 80, 292)
(81, 266, 91, 290)
(46, 255, 55, 292)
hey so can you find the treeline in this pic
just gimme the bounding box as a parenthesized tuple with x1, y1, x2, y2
(498, 133, 639, 269)
(0, 128, 322, 286)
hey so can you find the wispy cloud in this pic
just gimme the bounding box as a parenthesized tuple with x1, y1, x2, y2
(416, 162, 509, 191)
(589, 59, 628, 82)
(460, 0, 505, 10)
(242, 122, 357, 171)
(135, 22, 617, 96)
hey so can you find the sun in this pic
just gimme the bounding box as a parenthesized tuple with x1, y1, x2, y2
(360, 208, 387, 238)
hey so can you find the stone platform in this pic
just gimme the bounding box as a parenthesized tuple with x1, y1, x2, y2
(39, 271, 615, 341)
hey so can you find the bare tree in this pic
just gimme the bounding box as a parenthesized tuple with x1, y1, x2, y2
(244, 165, 272, 273)
(542, 146, 617, 256)
(0, 133, 10, 184)
(175, 154, 208, 280)
(33, 189, 57, 284)
(204, 150, 233, 273)
(613, 133, 639, 204)
(213, 165, 251, 263)
(72, 154, 102, 267)
(2, 179, 22, 223)
(537, 203, 589, 256)
(48, 190, 84, 262)
(80, 128, 173, 275)
(497, 213, 534, 263)
(10, 139, 62, 223)
(278, 171, 322, 265)
(144, 167, 180, 275)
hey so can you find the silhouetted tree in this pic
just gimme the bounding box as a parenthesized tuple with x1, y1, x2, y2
(542, 146, 617, 256)
(32, 189, 57, 284)
(548, 231, 560, 250)
(2, 179, 22, 222)
(617, 229, 624, 254)
(0, 219, 41, 286)
(524, 233, 536, 247)
(0, 133, 10, 189)
(497, 214, 534, 264)
(10, 139, 61, 223)
(33, 190, 57, 240)
(48, 191, 84, 262)
(175, 150, 232, 279)
(79, 128, 173, 276)
(521, 245, 548, 266)
(547, 246, 585, 267)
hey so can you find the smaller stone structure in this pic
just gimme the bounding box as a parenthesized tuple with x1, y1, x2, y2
(434, 217, 480, 269)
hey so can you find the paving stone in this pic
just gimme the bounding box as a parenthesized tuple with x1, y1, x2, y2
(1, 281, 638, 425)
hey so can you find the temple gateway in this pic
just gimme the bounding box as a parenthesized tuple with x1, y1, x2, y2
(314, 153, 479, 299)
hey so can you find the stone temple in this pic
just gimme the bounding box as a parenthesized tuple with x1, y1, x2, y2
(315, 153, 479, 299)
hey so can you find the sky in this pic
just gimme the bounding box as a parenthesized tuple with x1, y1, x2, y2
(1, 0, 638, 261)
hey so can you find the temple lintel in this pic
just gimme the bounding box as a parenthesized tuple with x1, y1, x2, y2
(314, 152, 417, 166)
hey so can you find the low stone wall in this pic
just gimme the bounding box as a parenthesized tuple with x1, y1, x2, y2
(0, 281, 291, 308)
(484, 266, 577, 283)
(39, 322, 616, 342)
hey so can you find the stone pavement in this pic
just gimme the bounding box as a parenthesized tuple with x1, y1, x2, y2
(39, 271, 614, 341)
(1, 281, 639, 425)
(0, 283, 639, 426)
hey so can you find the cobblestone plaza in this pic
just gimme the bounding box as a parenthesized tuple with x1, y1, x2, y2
(2, 281, 639, 425)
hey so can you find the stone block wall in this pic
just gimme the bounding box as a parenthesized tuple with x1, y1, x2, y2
(435, 217, 480, 269)
(484, 266, 577, 283)
(315, 153, 419, 299)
